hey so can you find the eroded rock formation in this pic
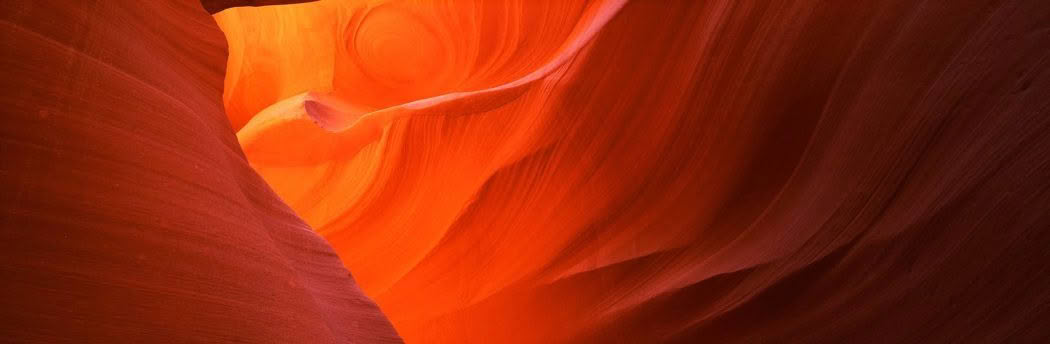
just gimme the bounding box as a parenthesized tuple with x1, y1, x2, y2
(2, 0, 1049, 342)
(219, 0, 1050, 342)
(0, 1, 398, 342)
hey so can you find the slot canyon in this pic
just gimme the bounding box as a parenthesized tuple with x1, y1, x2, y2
(2, 0, 1049, 342)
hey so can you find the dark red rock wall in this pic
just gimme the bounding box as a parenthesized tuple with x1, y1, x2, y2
(0, 1, 399, 342)
(202, 0, 317, 14)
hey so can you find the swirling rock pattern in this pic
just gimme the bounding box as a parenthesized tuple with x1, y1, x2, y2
(0, 0, 399, 342)
(2, 0, 1048, 342)
(221, 0, 1050, 342)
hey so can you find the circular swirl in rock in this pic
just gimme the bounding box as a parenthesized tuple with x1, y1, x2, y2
(349, 4, 454, 107)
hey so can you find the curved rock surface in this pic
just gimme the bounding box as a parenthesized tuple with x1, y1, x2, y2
(3, 0, 1049, 343)
(0, 1, 399, 342)
(220, 0, 1050, 342)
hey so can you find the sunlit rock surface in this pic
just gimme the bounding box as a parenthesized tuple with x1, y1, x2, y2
(0, 1, 399, 342)
(2, 0, 1050, 342)
(220, 0, 1050, 342)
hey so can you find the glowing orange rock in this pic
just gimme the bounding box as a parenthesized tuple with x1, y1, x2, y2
(217, 0, 1050, 342)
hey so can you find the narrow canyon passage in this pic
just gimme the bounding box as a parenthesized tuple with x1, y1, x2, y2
(2, 0, 1049, 343)
(214, 0, 1050, 342)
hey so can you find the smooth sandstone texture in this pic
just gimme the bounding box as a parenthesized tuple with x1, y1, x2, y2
(0, 1, 399, 342)
(221, 0, 1050, 343)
